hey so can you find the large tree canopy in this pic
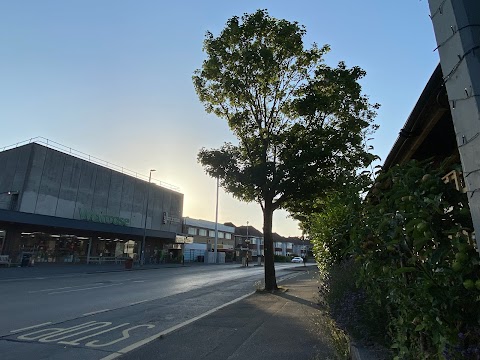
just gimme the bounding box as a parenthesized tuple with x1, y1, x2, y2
(193, 9, 379, 290)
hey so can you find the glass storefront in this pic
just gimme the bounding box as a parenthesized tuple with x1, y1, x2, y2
(0, 226, 174, 265)
(0, 230, 5, 254)
(16, 232, 139, 263)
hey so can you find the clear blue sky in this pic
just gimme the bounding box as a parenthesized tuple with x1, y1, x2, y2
(0, 1, 439, 236)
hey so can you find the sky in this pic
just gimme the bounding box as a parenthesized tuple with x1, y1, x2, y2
(0, 1, 440, 237)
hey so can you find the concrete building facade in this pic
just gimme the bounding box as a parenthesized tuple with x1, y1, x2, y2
(0, 142, 183, 264)
(182, 217, 235, 262)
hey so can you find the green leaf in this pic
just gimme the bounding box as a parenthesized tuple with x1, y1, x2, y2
(394, 267, 417, 274)
(414, 324, 425, 331)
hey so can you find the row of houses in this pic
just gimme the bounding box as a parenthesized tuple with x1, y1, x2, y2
(182, 217, 309, 263)
(0, 140, 309, 265)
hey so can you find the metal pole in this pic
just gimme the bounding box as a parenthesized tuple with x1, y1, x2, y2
(86, 238, 92, 264)
(141, 169, 155, 265)
(257, 233, 261, 266)
(214, 177, 219, 264)
(246, 221, 249, 266)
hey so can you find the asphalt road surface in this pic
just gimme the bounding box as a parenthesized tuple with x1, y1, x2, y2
(0, 263, 303, 360)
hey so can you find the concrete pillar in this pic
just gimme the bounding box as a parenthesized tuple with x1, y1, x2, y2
(3, 228, 22, 262)
(428, 0, 480, 251)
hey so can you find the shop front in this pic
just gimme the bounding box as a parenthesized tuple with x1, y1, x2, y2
(0, 209, 179, 266)
(8, 231, 140, 264)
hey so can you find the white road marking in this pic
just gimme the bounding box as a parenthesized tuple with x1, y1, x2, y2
(15, 320, 156, 349)
(132, 280, 145, 283)
(86, 324, 155, 348)
(29, 283, 104, 293)
(110, 278, 135, 282)
(278, 272, 304, 282)
(48, 283, 122, 295)
(10, 322, 52, 334)
(58, 323, 131, 346)
(17, 322, 97, 341)
(129, 299, 150, 305)
(38, 322, 113, 343)
(83, 309, 111, 316)
(99, 291, 256, 360)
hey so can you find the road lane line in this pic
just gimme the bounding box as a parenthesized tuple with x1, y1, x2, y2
(110, 278, 135, 282)
(99, 290, 256, 360)
(129, 300, 150, 305)
(29, 283, 104, 293)
(83, 309, 111, 316)
(278, 272, 303, 282)
(49, 283, 122, 295)
(10, 322, 52, 334)
(132, 280, 145, 283)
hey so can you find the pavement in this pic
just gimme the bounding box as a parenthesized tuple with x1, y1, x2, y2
(0, 263, 382, 360)
(117, 266, 336, 360)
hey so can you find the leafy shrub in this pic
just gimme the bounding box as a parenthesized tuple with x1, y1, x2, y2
(353, 160, 480, 358)
(321, 259, 389, 346)
(274, 255, 288, 262)
(309, 188, 362, 272)
(309, 160, 480, 359)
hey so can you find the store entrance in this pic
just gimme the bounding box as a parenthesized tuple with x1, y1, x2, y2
(15, 232, 139, 264)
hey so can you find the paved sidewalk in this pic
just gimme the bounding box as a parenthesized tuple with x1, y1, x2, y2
(119, 269, 334, 360)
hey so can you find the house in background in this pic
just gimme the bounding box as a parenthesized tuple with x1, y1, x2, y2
(182, 217, 235, 263)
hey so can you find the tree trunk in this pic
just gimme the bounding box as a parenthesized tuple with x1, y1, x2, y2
(263, 203, 278, 291)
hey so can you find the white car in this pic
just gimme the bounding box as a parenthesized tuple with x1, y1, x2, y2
(291, 256, 303, 263)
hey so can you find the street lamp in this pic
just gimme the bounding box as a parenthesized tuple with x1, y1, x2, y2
(245, 221, 249, 267)
(214, 176, 219, 264)
(140, 169, 155, 265)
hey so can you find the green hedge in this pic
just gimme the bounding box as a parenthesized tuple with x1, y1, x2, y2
(309, 160, 480, 359)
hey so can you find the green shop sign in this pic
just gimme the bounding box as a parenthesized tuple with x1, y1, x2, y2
(78, 208, 130, 227)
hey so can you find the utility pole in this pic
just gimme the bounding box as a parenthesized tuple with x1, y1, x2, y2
(214, 176, 219, 264)
(428, 0, 480, 252)
(141, 169, 155, 265)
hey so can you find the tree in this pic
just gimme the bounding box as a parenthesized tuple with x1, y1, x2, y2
(193, 9, 378, 290)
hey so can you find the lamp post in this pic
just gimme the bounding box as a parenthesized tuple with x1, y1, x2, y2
(140, 169, 155, 266)
(214, 176, 219, 264)
(246, 221, 249, 266)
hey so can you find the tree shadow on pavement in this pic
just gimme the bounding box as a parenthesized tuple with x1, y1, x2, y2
(270, 289, 321, 310)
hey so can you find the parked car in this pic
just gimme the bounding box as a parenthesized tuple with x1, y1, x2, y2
(291, 256, 303, 263)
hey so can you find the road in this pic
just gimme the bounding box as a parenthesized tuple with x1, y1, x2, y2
(0, 263, 303, 360)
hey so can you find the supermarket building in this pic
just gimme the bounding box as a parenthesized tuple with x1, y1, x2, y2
(0, 140, 184, 264)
